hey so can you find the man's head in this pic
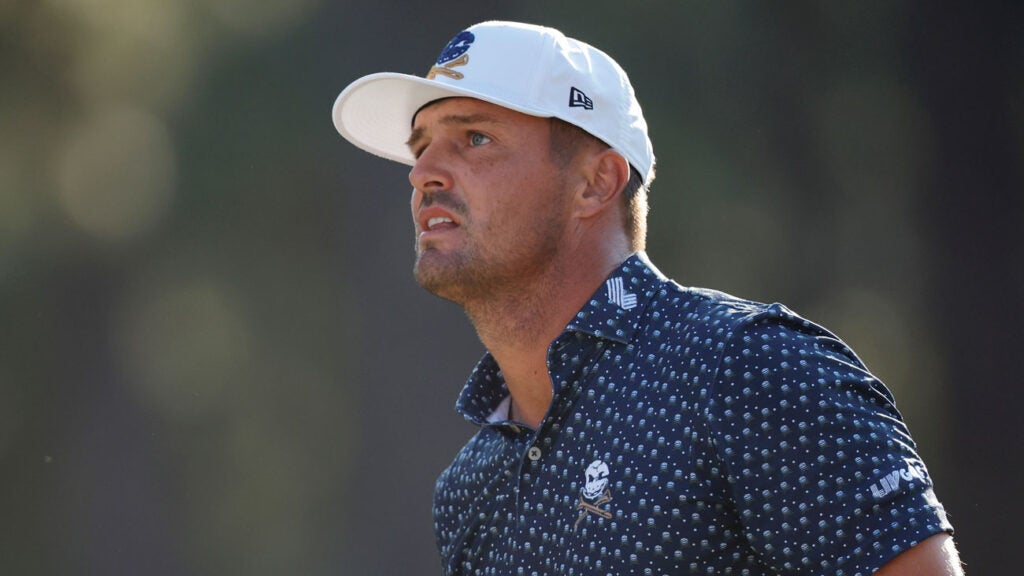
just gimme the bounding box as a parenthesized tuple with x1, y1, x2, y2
(404, 97, 589, 303)
(333, 21, 654, 299)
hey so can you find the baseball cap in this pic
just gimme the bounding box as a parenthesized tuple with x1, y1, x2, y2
(332, 20, 655, 186)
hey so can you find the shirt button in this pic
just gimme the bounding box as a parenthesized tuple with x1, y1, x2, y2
(527, 446, 542, 461)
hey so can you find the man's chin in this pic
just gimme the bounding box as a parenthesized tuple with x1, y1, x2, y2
(414, 256, 464, 303)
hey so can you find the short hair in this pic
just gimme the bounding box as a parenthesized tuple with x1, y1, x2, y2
(548, 118, 649, 251)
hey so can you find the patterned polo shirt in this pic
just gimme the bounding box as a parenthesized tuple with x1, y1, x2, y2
(433, 252, 952, 576)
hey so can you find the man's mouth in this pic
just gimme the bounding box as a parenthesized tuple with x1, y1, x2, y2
(419, 208, 461, 237)
(427, 216, 455, 230)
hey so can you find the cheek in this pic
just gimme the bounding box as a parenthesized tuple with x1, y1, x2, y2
(485, 189, 553, 239)
(468, 155, 563, 233)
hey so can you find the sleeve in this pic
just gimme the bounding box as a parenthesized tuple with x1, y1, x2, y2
(706, 303, 953, 576)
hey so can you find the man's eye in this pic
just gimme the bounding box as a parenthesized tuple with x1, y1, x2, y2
(469, 133, 491, 147)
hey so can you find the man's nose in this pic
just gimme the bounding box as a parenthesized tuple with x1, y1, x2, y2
(408, 142, 454, 193)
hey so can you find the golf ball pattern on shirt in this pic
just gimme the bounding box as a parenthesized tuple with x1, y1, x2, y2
(433, 254, 952, 575)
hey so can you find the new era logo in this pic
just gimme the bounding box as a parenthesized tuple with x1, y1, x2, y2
(569, 87, 593, 110)
(605, 277, 637, 310)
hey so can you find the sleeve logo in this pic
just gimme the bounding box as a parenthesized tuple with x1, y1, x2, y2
(870, 459, 927, 499)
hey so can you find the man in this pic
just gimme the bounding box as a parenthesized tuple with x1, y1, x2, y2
(333, 20, 961, 575)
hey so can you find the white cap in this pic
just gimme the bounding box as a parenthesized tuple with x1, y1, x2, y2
(332, 20, 655, 186)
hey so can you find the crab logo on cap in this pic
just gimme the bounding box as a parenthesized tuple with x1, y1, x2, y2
(427, 30, 474, 80)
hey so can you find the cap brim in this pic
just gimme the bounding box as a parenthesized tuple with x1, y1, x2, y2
(332, 72, 554, 166)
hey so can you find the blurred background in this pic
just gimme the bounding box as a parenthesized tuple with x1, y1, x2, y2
(1, 1, 1020, 574)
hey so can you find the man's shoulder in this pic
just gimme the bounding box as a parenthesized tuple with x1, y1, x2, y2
(636, 281, 849, 369)
(593, 254, 843, 365)
(643, 282, 782, 336)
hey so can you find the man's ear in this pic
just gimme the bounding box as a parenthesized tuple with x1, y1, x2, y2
(574, 149, 631, 220)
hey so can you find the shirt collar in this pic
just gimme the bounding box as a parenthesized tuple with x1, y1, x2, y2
(455, 252, 669, 425)
(564, 251, 667, 345)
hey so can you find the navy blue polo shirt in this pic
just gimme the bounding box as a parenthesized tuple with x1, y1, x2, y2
(433, 253, 952, 576)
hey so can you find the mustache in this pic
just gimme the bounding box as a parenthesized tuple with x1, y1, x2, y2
(420, 189, 467, 215)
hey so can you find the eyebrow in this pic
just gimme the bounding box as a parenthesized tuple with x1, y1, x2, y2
(405, 113, 505, 153)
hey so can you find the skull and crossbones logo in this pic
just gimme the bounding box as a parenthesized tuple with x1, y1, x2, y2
(574, 460, 613, 529)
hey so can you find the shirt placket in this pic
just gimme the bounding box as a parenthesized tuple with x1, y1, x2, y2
(506, 332, 607, 573)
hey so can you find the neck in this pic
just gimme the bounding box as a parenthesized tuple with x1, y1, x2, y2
(465, 245, 633, 428)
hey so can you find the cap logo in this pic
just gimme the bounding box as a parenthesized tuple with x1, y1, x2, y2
(427, 31, 474, 80)
(569, 87, 593, 110)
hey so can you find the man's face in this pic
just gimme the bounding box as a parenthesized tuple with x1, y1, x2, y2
(407, 98, 575, 305)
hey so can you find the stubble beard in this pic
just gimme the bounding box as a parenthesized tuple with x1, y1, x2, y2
(413, 244, 479, 305)
(413, 207, 568, 314)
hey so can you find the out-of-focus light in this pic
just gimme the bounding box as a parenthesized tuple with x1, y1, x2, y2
(812, 73, 932, 198)
(54, 106, 176, 241)
(43, 0, 196, 111)
(113, 271, 251, 422)
(0, 143, 35, 245)
(208, 0, 321, 37)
